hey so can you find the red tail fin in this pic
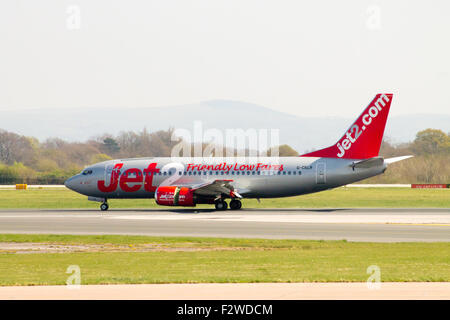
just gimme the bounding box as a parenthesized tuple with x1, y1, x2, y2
(301, 94, 393, 159)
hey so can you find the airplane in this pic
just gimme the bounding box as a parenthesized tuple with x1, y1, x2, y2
(65, 93, 412, 211)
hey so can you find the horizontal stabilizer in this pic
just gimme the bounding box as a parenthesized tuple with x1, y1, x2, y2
(384, 155, 414, 164)
(350, 155, 413, 169)
(350, 157, 384, 169)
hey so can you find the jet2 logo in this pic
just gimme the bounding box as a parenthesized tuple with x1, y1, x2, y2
(336, 94, 390, 158)
(97, 163, 160, 193)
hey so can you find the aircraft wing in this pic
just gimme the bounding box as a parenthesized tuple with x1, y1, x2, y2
(190, 179, 243, 198)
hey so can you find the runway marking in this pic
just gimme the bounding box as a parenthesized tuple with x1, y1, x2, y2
(106, 214, 450, 225)
(0, 214, 449, 225)
(387, 223, 450, 227)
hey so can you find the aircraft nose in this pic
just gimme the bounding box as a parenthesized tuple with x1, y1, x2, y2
(64, 175, 78, 191)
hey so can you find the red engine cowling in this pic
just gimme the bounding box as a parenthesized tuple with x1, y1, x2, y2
(155, 186, 195, 207)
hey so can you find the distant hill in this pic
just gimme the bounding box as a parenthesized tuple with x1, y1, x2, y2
(2, 100, 449, 153)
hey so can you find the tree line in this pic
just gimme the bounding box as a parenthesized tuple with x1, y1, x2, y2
(365, 128, 449, 184)
(0, 127, 448, 184)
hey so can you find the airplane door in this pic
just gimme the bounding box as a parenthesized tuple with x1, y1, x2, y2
(316, 163, 326, 184)
(105, 163, 114, 183)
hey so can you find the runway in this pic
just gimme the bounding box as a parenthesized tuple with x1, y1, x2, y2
(0, 208, 449, 242)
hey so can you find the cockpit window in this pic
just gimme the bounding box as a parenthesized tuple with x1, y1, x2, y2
(82, 169, 93, 175)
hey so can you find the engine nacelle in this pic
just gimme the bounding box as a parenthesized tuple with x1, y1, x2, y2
(155, 186, 195, 207)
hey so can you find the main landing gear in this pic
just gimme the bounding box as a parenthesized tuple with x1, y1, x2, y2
(214, 199, 228, 210)
(214, 199, 242, 210)
(100, 201, 109, 211)
(229, 199, 242, 210)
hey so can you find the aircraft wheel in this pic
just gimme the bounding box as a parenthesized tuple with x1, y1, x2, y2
(230, 199, 242, 210)
(100, 203, 109, 211)
(215, 200, 227, 210)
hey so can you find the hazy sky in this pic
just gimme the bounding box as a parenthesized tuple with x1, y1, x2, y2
(0, 0, 449, 117)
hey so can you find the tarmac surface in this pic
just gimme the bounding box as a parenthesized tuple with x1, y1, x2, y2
(0, 208, 449, 242)
(0, 283, 449, 300)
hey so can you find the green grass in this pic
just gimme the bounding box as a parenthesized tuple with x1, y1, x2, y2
(1, 187, 449, 209)
(0, 234, 448, 285)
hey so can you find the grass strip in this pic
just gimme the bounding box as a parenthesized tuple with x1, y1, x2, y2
(2, 187, 449, 209)
(0, 234, 448, 285)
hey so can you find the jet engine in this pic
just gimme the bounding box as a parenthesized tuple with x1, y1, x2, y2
(155, 186, 195, 206)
